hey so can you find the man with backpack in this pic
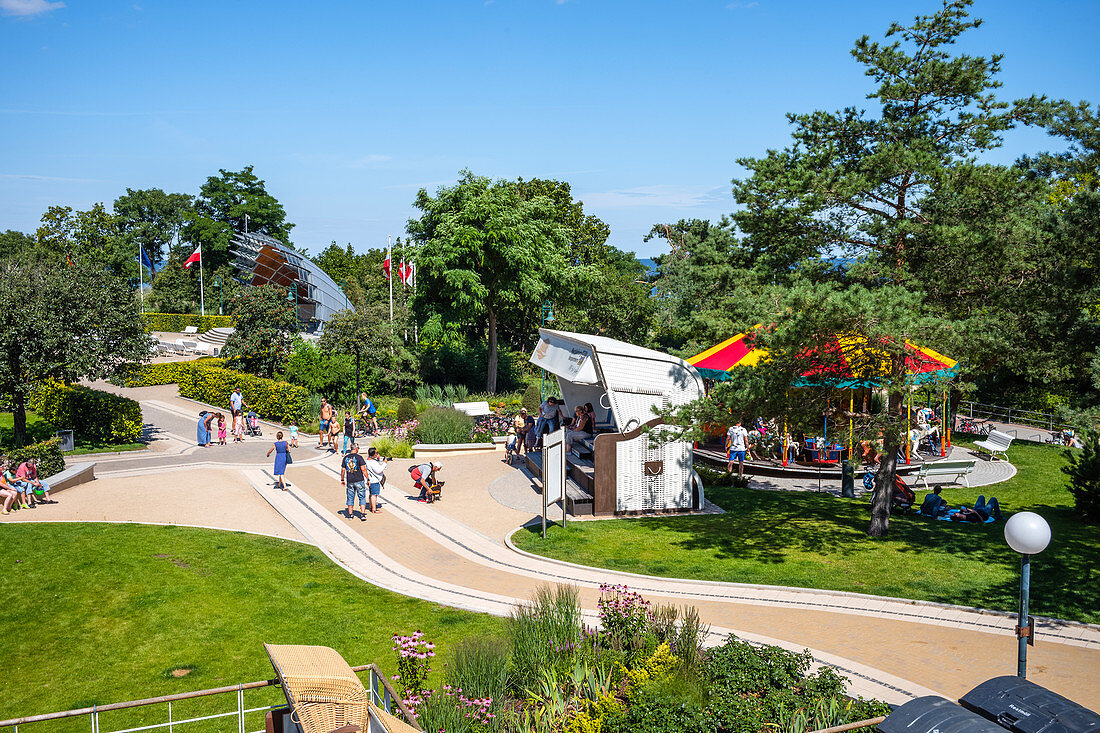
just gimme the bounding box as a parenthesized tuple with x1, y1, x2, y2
(410, 461, 444, 503)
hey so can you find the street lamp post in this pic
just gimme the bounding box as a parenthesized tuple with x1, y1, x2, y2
(1003, 511, 1051, 678)
(213, 276, 223, 316)
(540, 301, 554, 401)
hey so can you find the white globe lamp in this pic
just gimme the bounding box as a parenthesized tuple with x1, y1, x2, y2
(1004, 511, 1051, 679)
(1004, 512, 1051, 555)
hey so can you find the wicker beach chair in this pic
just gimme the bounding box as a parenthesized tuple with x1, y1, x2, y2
(264, 643, 372, 733)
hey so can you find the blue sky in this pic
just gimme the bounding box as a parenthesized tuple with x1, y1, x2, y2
(2, 0, 1098, 259)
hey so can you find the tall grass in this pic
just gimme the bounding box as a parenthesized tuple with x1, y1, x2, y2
(446, 635, 510, 703)
(415, 407, 475, 444)
(369, 434, 415, 459)
(508, 585, 582, 693)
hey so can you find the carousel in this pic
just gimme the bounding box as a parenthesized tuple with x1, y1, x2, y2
(686, 329, 960, 479)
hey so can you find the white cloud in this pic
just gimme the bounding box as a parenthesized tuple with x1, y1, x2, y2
(347, 154, 392, 168)
(580, 184, 727, 209)
(0, 0, 65, 17)
(0, 172, 104, 183)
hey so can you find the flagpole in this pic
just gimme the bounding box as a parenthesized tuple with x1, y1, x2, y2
(138, 245, 145, 314)
(412, 262, 417, 342)
(198, 245, 205, 317)
(387, 235, 394, 355)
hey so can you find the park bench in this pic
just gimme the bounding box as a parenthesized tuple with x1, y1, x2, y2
(914, 459, 977, 489)
(182, 325, 199, 335)
(975, 429, 1014, 461)
(452, 401, 492, 417)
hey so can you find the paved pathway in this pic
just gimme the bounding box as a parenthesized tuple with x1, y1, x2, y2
(7, 384, 1099, 710)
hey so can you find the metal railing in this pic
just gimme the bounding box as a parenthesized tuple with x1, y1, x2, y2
(0, 664, 418, 733)
(957, 400, 1071, 434)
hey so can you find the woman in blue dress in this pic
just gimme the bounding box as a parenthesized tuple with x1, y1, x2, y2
(196, 412, 213, 447)
(266, 431, 291, 490)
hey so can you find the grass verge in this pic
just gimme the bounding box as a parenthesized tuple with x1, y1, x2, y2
(514, 441, 1100, 624)
(0, 411, 146, 456)
(0, 523, 503, 729)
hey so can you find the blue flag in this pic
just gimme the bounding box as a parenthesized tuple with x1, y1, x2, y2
(138, 246, 154, 273)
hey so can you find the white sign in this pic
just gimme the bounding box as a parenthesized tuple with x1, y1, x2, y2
(543, 428, 566, 504)
(530, 333, 599, 384)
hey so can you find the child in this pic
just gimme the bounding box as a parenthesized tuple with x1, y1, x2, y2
(289, 421, 299, 448)
(233, 410, 244, 443)
(217, 413, 227, 445)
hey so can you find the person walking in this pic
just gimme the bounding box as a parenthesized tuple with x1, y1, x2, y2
(726, 419, 749, 478)
(328, 415, 342, 453)
(364, 446, 388, 514)
(267, 431, 292, 490)
(342, 411, 355, 454)
(318, 398, 333, 449)
(233, 409, 244, 443)
(340, 443, 368, 520)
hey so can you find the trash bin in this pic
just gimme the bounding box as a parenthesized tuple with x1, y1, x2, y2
(55, 430, 75, 452)
(960, 676, 1100, 733)
(880, 696, 1005, 733)
(842, 461, 855, 498)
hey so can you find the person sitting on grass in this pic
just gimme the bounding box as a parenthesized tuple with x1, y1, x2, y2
(17, 459, 55, 504)
(919, 487, 949, 517)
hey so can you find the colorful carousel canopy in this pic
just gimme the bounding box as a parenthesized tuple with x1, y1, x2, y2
(686, 329, 958, 387)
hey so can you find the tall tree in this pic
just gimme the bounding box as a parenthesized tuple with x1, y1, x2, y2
(0, 258, 152, 446)
(732, 0, 1046, 281)
(221, 285, 299, 378)
(0, 230, 34, 259)
(35, 204, 132, 278)
(113, 188, 194, 268)
(182, 166, 294, 272)
(321, 304, 420, 398)
(406, 171, 568, 393)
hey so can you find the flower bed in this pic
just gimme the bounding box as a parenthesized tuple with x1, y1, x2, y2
(387, 584, 888, 733)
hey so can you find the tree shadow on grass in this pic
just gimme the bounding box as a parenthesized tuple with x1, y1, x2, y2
(625, 487, 1100, 623)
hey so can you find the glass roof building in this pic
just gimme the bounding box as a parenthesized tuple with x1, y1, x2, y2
(231, 232, 349, 329)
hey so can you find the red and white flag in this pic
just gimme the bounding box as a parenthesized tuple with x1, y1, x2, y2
(382, 254, 391, 279)
(183, 246, 202, 268)
(398, 259, 413, 286)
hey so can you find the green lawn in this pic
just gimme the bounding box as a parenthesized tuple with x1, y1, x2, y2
(515, 441, 1100, 624)
(0, 411, 145, 455)
(0, 523, 503, 729)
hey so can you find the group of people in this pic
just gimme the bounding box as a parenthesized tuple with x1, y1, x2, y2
(506, 397, 600, 456)
(195, 388, 278, 447)
(317, 395, 379, 453)
(0, 457, 55, 514)
(918, 486, 1003, 523)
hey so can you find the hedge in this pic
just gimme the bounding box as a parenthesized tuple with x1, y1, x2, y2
(177, 367, 310, 425)
(118, 358, 224, 387)
(118, 360, 308, 425)
(4, 437, 65, 478)
(29, 381, 143, 444)
(142, 313, 234, 333)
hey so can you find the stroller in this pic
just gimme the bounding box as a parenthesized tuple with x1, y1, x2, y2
(505, 429, 521, 464)
(245, 411, 262, 437)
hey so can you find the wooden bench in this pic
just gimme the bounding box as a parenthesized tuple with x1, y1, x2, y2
(452, 401, 492, 417)
(915, 459, 977, 489)
(975, 429, 1013, 461)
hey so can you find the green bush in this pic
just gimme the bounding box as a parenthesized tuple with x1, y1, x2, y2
(4, 437, 65, 478)
(1064, 431, 1100, 521)
(116, 360, 307, 425)
(141, 313, 234, 333)
(116, 358, 223, 387)
(369, 435, 415, 459)
(414, 407, 474, 444)
(177, 366, 310, 425)
(522, 383, 542, 413)
(278, 340, 357, 407)
(29, 381, 142, 444)
(396, 397, 417, 423)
